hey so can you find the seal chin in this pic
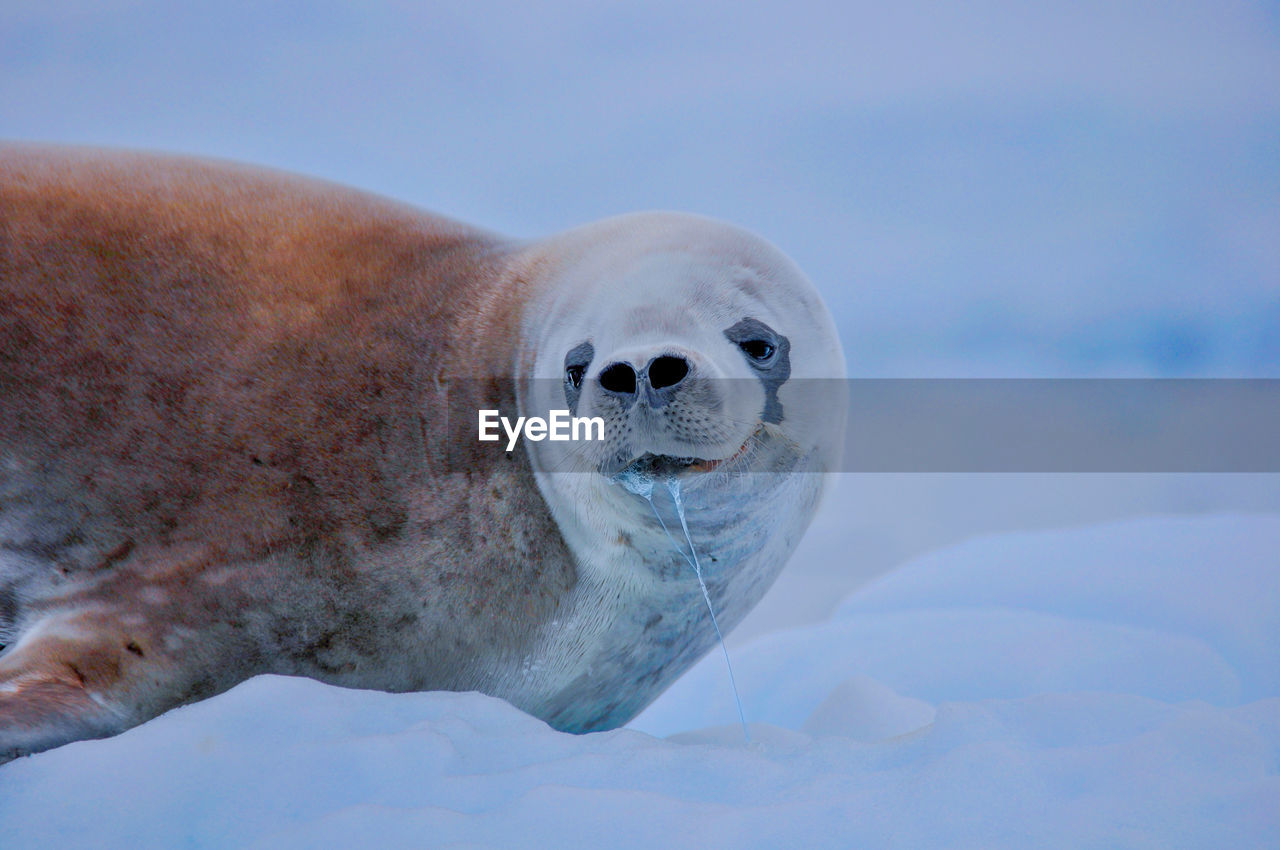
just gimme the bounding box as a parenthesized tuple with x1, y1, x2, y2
(605, 424, 765, 479)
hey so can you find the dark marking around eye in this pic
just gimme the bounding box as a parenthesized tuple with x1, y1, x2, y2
(724, 317, 791, 423)
(564, 341, 594, 415)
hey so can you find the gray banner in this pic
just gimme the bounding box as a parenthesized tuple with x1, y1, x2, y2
(840, 379, 1280, 472)
(490, 379, 1280, 472)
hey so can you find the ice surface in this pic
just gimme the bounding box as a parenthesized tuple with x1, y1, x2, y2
(637, 515, 1280, 734)
(2, 514, 1276, 848)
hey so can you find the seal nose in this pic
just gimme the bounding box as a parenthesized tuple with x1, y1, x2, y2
(599, 362, 639, 402)
(646, 355, 689, 391)
(642, 354, 691, 408)
(597, 355, 691, 409)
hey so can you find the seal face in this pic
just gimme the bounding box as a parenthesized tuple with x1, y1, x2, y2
(0, 146, 845, 762)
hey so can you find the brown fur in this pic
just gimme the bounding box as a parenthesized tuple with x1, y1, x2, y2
(0, 145, 577, 761)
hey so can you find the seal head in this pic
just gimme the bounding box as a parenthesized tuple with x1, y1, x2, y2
(511, 213, 847, 730)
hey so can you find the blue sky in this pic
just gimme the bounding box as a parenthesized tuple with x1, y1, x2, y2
(3, 0, 1278, 374)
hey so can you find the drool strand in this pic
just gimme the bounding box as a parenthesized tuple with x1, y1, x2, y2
(614, 466, 750, 743)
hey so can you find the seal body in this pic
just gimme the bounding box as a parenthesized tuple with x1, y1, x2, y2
(0, 145, 845, 762)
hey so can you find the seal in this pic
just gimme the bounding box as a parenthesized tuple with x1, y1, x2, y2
(0, 144, 846, 762)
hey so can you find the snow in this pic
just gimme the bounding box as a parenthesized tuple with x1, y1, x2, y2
(3, 514, 1277, 848)
(638, 515, 1280, 733)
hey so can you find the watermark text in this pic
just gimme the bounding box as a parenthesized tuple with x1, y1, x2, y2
(478, 409, 605, 451)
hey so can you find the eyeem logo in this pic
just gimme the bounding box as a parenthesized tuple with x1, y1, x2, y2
(478, 409, 606, 451)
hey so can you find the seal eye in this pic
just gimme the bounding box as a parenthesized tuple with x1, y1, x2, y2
(563, 341, 594, 414)
(739, 339, 775, 362)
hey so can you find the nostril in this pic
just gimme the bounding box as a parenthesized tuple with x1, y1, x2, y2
(599, 362, 638, 394)
(647, 355, 689, 390)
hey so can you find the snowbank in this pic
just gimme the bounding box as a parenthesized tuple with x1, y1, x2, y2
(2, 515, 1277, 848)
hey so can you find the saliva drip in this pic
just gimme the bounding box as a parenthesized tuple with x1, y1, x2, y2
(614, 466, 750, 743)
(663, 477, 750, 743)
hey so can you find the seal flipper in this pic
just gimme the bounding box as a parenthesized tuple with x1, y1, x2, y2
(0, 616, 136, 764)
(0, 578, 248, 765)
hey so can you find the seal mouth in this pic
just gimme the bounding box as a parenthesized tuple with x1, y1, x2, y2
(612, 426, 762, 479)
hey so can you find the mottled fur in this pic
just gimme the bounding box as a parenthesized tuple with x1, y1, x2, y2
(0, 146, 576, 761)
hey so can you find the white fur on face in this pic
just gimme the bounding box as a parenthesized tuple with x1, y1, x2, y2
(520, 212, 845, 479)
(514, 213, 845, 598)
